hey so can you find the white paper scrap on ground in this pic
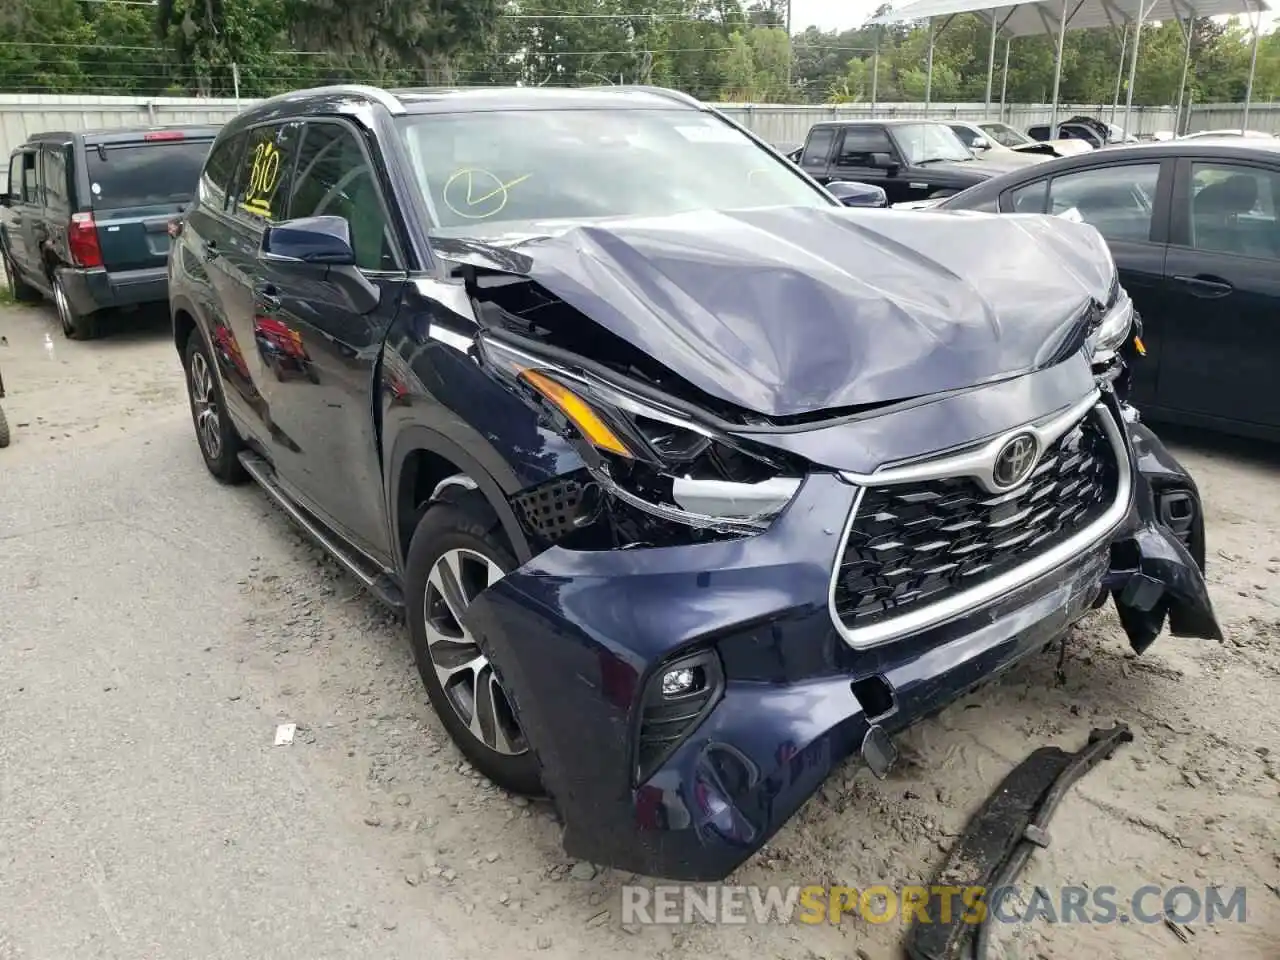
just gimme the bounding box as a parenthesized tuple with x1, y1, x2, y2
(274, 722, 297, 746)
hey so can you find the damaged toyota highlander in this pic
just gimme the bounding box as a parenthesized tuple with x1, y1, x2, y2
(169, 84, 1222, 882)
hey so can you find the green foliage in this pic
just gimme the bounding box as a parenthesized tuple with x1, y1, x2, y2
(0, 0, 1276, 106)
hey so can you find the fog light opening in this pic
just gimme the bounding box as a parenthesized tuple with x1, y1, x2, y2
(1157, 490, 1196, 546)
(851, 675, 896, 721)
(662, 665, 706, 699)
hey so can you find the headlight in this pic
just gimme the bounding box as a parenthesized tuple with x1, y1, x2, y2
(1089, 289, 1135, 363)
(480, 334, 802, 533)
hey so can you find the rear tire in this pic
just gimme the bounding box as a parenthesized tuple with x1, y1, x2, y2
(0, 405, 10, 448)
(53, 271, 100, 341)
(405, 497, 543, 796)
(183, 329, 246, 484)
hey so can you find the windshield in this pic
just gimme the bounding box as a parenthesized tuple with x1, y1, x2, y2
(396, 108, 833, 236)
(979, 122, 1032, 148)
(892, 123, 972, 164)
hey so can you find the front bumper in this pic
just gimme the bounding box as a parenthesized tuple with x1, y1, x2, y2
(464, 414, 1220, 882)
(60, 266, 168, 315)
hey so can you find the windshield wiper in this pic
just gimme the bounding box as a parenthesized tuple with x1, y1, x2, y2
(916, 156, 966, 165)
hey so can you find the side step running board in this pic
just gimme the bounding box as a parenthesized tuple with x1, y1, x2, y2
(238, 451, 404, 611)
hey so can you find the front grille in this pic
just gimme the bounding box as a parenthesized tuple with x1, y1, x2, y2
(833, 410, 1119, 632)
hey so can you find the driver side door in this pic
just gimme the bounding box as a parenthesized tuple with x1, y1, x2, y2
(829, 126, 909, 202)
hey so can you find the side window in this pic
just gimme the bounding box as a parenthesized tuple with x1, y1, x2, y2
(20, 150, 39, 204)
(41, 146, 68, 210)
(800, 127, 835, 165)
(289, 122, 396, 272)
(7, 153, 20, 200)
(1009, 179, 1049, 213)
(1028, 126, 1049, 141)
(836, 127, 893, 166)
(1187, 162, 1280, 260)
(199, 132, 246, 213)
(949, 124, 979, 149)
(1042, 163, 1161, 242)
(229, 122, 302, 226)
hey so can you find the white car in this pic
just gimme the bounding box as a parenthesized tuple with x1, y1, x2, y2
(1179, 128, 1276, 140)
(950, 120, 1093, 160)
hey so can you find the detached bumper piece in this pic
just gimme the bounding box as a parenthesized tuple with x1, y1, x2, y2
(904, 724, 1134, 960)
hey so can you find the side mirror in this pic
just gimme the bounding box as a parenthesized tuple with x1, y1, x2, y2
(261, 215, 356, 265)
(870, 152, 899, 174)
(259, 215, 380, 316)
(827, 181, 888, 208)
(971, 136, 991, 150)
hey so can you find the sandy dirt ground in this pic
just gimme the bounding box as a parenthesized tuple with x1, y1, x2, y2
(1, 291, 1277, 959)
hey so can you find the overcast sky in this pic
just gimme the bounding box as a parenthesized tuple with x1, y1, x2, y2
(787, 0, 1276, 31)
(790, 0, 880, 31)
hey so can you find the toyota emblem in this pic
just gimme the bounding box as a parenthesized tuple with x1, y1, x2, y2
(992, 432, 1039, 489)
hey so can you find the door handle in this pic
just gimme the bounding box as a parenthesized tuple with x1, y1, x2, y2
(1173, 275, 1233, 297)
(255, 283, 281, 310)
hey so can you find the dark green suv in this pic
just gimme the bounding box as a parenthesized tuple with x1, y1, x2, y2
(1, 125, 217, 339)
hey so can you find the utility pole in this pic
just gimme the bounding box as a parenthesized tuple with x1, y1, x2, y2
(785, 0, 792, 88)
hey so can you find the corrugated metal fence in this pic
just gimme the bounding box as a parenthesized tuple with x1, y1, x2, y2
(2, 92, 1277, 160)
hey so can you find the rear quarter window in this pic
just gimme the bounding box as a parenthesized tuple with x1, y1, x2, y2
(83, 138, 214, 210)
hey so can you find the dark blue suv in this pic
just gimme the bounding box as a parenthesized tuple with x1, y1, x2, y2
(168, 83, 1221, 881)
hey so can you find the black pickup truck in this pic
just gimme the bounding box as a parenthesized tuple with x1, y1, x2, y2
(797, 118, 1027, 205)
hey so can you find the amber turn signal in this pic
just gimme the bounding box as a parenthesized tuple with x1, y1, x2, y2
(518, 369, 633, 458)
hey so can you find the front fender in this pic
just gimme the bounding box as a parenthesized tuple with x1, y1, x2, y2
(1106, 414, 1222, 653)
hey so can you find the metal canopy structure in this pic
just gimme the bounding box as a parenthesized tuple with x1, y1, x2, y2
(867, 0, 1270, 137)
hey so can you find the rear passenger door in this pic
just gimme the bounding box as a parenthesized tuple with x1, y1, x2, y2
(255, 118, 407, 561)
(38, 143, 71, 269)
(1155, 158, 1280, 431)
(1004, 159, 1171, 407)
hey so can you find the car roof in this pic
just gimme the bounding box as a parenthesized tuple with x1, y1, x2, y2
(940, 135, 1280, 208)
(25, 125, 220, 147)
(227, 83, 706, 133)
(810, 118, 951, 128)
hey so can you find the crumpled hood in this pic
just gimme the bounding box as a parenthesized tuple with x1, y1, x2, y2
(435, 205, 1116, 419)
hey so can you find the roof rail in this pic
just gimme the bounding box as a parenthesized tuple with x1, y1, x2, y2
(580, 84, 704, 108)
(256, 84, 406, 116)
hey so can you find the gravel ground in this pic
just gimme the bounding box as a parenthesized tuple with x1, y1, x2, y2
(1, 295, 1277, 960)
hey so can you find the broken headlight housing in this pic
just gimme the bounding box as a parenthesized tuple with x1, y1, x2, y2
(480, 335, 803, 535)
(1089, 288, 1136, 365)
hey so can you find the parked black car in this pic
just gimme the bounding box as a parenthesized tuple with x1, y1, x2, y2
(796, 118, 1027, 204)
(169, 83, 1220, 881)
(935, 138, 1280, 441)
(1, 125, 217, 339)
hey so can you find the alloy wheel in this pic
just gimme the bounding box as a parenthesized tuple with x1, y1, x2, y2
(188, 351, 222, 460)
(52, 279, 73, 335)
(423, 548, 526, 756)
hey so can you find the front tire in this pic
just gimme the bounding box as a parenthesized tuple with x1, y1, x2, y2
(183, 330, 246, 484)
(3, 252, 40, 303)
(405, 497, 542, 796)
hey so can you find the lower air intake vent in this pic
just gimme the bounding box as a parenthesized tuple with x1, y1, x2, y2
(513, 477, 586, 542)
(636, 649, 723, 783)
